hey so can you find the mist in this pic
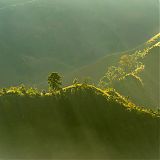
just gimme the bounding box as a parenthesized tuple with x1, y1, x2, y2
(0, 0, 158, 87)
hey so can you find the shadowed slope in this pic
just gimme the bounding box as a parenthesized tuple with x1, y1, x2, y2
(0, 85, 159, 159)
(64, 33, 160, 109)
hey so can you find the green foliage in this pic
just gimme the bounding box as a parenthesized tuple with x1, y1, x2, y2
(0, 84, 159, 159)
(0, 88, 7, 95)
(48, 72, 62, 91)
(72, 33, 159, 109)
(98, 40, 160, 88)
(0, 85, 40, 97)
(26, 87, 40, 96)
(101, 54, 145, 88)
(73, 78, 79, 85)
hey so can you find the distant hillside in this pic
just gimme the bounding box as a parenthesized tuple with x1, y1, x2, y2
(0, 0, 158, 87)
(0, 84, 159, 159)
(111, 34, 160, 110)
(64, 33, 160, 109)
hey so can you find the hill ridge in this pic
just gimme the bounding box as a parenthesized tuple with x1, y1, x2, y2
(1, 84, 159, 117)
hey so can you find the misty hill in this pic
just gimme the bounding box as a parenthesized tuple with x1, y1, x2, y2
(64, 33, 160, 109)
(0, 0, 158, 87)
(0, 84, 159, 159)
(114, 36, 159, 109)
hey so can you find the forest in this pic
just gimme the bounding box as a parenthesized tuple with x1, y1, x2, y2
(0, 33, 159, 159)
(0, 0, 159, 159)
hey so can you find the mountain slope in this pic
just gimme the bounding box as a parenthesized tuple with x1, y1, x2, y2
(0, 84, 159, 159)
(0, 0, 158, 87)
(114, 34, 160, 109)
(64, 33, 160, 109)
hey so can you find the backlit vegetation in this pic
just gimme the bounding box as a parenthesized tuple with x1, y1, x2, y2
(0, 33, 159, 159)
(0, 82, 159, 159)
(99, 33, 160, 89)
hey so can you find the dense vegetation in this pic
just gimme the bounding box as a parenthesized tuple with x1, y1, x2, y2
(0, 84, 159, 159)
(0, 1, 159, 159)
(65, 33, 160, 110)
(0, 31, 159, 159)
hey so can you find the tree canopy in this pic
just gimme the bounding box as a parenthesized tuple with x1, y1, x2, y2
(48, 72, 62, 91)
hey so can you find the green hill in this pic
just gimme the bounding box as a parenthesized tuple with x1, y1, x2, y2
(0, 0, 158, 87)
(0, 1, 159, 159)
(64, 33, 160, 110)
(0, 84, 159, 159)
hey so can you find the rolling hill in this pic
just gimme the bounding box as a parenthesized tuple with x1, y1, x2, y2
(0, 84, 159, 159)
(0, 1, 159, 159)
(0, 0, 158, 87)
(64, 33, 160, 110)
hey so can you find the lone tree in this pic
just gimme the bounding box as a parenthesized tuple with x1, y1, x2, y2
(48, 72, 62, 91)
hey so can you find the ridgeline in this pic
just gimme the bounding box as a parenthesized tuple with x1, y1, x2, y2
(0, 84, 159, 159)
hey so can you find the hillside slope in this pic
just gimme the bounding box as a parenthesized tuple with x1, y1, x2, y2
(0, 0, 158, 87)
(64, 33, 160, 109)
(111, 33, 160, 109)
(0, 85, 159, 159)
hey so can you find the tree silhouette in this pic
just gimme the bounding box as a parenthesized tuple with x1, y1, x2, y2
(48, 72, 62, 91)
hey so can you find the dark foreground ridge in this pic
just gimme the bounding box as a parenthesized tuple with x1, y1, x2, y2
(0, 84, 159, 159)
